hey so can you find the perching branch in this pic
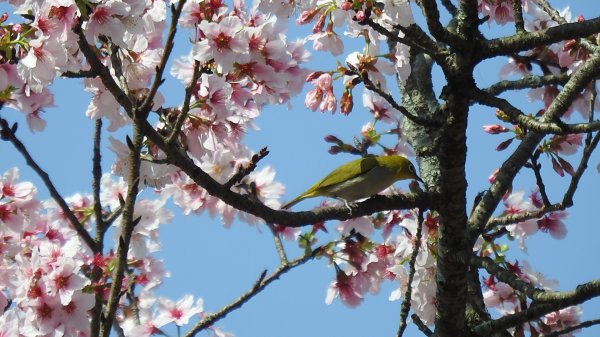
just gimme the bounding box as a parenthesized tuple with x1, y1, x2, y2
(137, 118, 435, 227)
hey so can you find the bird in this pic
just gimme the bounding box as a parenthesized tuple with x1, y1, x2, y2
(281, 155, 422, 209)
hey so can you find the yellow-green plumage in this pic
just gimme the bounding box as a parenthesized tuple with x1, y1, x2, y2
(282, 155, 422, 209)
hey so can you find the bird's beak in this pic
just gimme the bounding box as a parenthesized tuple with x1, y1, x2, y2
(414, 175, 424, 183)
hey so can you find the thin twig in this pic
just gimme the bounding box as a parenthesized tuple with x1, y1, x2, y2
(473, 88, 600, 135)
(486, 204, 563, 229)
(167, 60, 203, 145)
(469, 255, 541, 299)
(396, 210, 424, 337)
(92, 119, 106, 244)
(0, 119, 97, 252)
(266, 223, 289, 265)
(474, 279, 600, 335)
(90, 119, 105, 337)
(353, 65, 440, 126)
(100, 126, 144, 337)
(224, 147, 270, 189)
(183, 249, 322, 337)
(529, 152, 551, 206)
(562, 131, 600, 206)
(140, 0, 187, 114)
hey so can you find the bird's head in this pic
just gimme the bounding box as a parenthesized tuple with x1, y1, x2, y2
(378, 155, 423, 183)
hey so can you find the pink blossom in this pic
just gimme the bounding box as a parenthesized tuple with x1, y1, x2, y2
(483, 281, 517, 308)
(537, 211, 568, 239)
(308, 31, 344, 56)
(46, 259, 88, 305)
(541, 306, 582, 336)
(325, 270, 363, 308)
(550, 134, 582, 155)
(363, 91, 399, 123)
(154, 294, 204, 327)
(84, 0, 130, 47)
(337, 217, 374, 237)
(194, 16, 249, 73)
(478, 0, 517, 25)
(18, 36, 67, 94)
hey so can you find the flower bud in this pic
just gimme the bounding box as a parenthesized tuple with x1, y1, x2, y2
(483, 124, 509, 134)
(340, 90, 353, 115)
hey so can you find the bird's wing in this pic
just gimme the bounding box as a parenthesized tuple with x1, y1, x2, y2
(312, 156, 379, 190)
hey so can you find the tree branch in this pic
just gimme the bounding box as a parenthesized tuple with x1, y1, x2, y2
(468, 51, 600, 239)
(474, 279, 600, 335)
(0, 119, 98, 253)
(483, 73, 569, 96)
(472, 88, 600, 135)
(138, 119, 434, 226)
(183, 249, 322, 337)
(480, 17, 600, 59)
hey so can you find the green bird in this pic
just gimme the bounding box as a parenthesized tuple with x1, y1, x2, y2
(282, 155, 422, 209)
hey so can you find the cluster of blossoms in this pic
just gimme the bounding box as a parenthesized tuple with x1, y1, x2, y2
(295, 0, 413, 116)
(323, 210, 438, 325)
(0, 0, 305, 334)
(0, 167, 216, 336)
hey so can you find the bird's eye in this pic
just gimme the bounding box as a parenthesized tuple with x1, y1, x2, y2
(409, 164, 415, 173)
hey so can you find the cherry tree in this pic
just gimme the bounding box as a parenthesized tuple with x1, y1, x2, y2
(0, 0, 599, 337)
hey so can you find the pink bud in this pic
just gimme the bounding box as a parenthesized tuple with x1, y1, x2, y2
(340, 1, 352, 10)
(483, 124, 509, 134)
(577, 15, 584, 22)
(488, 168, 499, 183)
(0, 13, 8, 23)
(305, 71, 324, 82)
(340, 90, 353, 115)
(296, 7, 321, 25)
(496, 138, 514, 151)
(354, 10, 366, 22)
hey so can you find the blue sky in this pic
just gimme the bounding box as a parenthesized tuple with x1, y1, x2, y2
(0, 1, 599, 337)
